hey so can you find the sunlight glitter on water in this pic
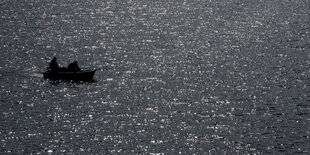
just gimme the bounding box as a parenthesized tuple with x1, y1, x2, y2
(1, 0, 310, 154)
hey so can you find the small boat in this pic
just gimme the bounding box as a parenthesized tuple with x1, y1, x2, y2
(43, 69, 96, 81)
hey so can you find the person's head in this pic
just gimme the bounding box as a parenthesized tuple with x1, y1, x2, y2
(74, 61, 77, 64)
(53, 57, 56, 61)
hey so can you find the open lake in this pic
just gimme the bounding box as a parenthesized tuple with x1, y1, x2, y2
(1, 0, 309, 154)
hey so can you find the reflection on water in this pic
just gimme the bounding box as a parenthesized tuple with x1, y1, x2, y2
(0, 0, 309, 154)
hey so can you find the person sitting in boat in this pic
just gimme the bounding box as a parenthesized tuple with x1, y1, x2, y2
(48, 57, 59, 72)
(67, 61, 81, 72)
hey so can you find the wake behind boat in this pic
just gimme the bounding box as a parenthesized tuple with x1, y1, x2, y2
(43, 69, 96, 81)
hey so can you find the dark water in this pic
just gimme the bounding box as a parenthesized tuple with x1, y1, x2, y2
(1, 0, 309, 154)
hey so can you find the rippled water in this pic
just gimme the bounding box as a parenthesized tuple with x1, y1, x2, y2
(1, 0, 309, 154)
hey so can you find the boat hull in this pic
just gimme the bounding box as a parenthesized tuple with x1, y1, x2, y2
(43, 70, 96, 81)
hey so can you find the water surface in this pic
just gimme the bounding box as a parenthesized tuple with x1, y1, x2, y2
(1, 0, 309, 154)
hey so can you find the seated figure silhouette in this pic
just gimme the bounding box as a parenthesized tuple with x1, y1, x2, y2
(48, 57, 59, 72)
(67, 61, 81, 72)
